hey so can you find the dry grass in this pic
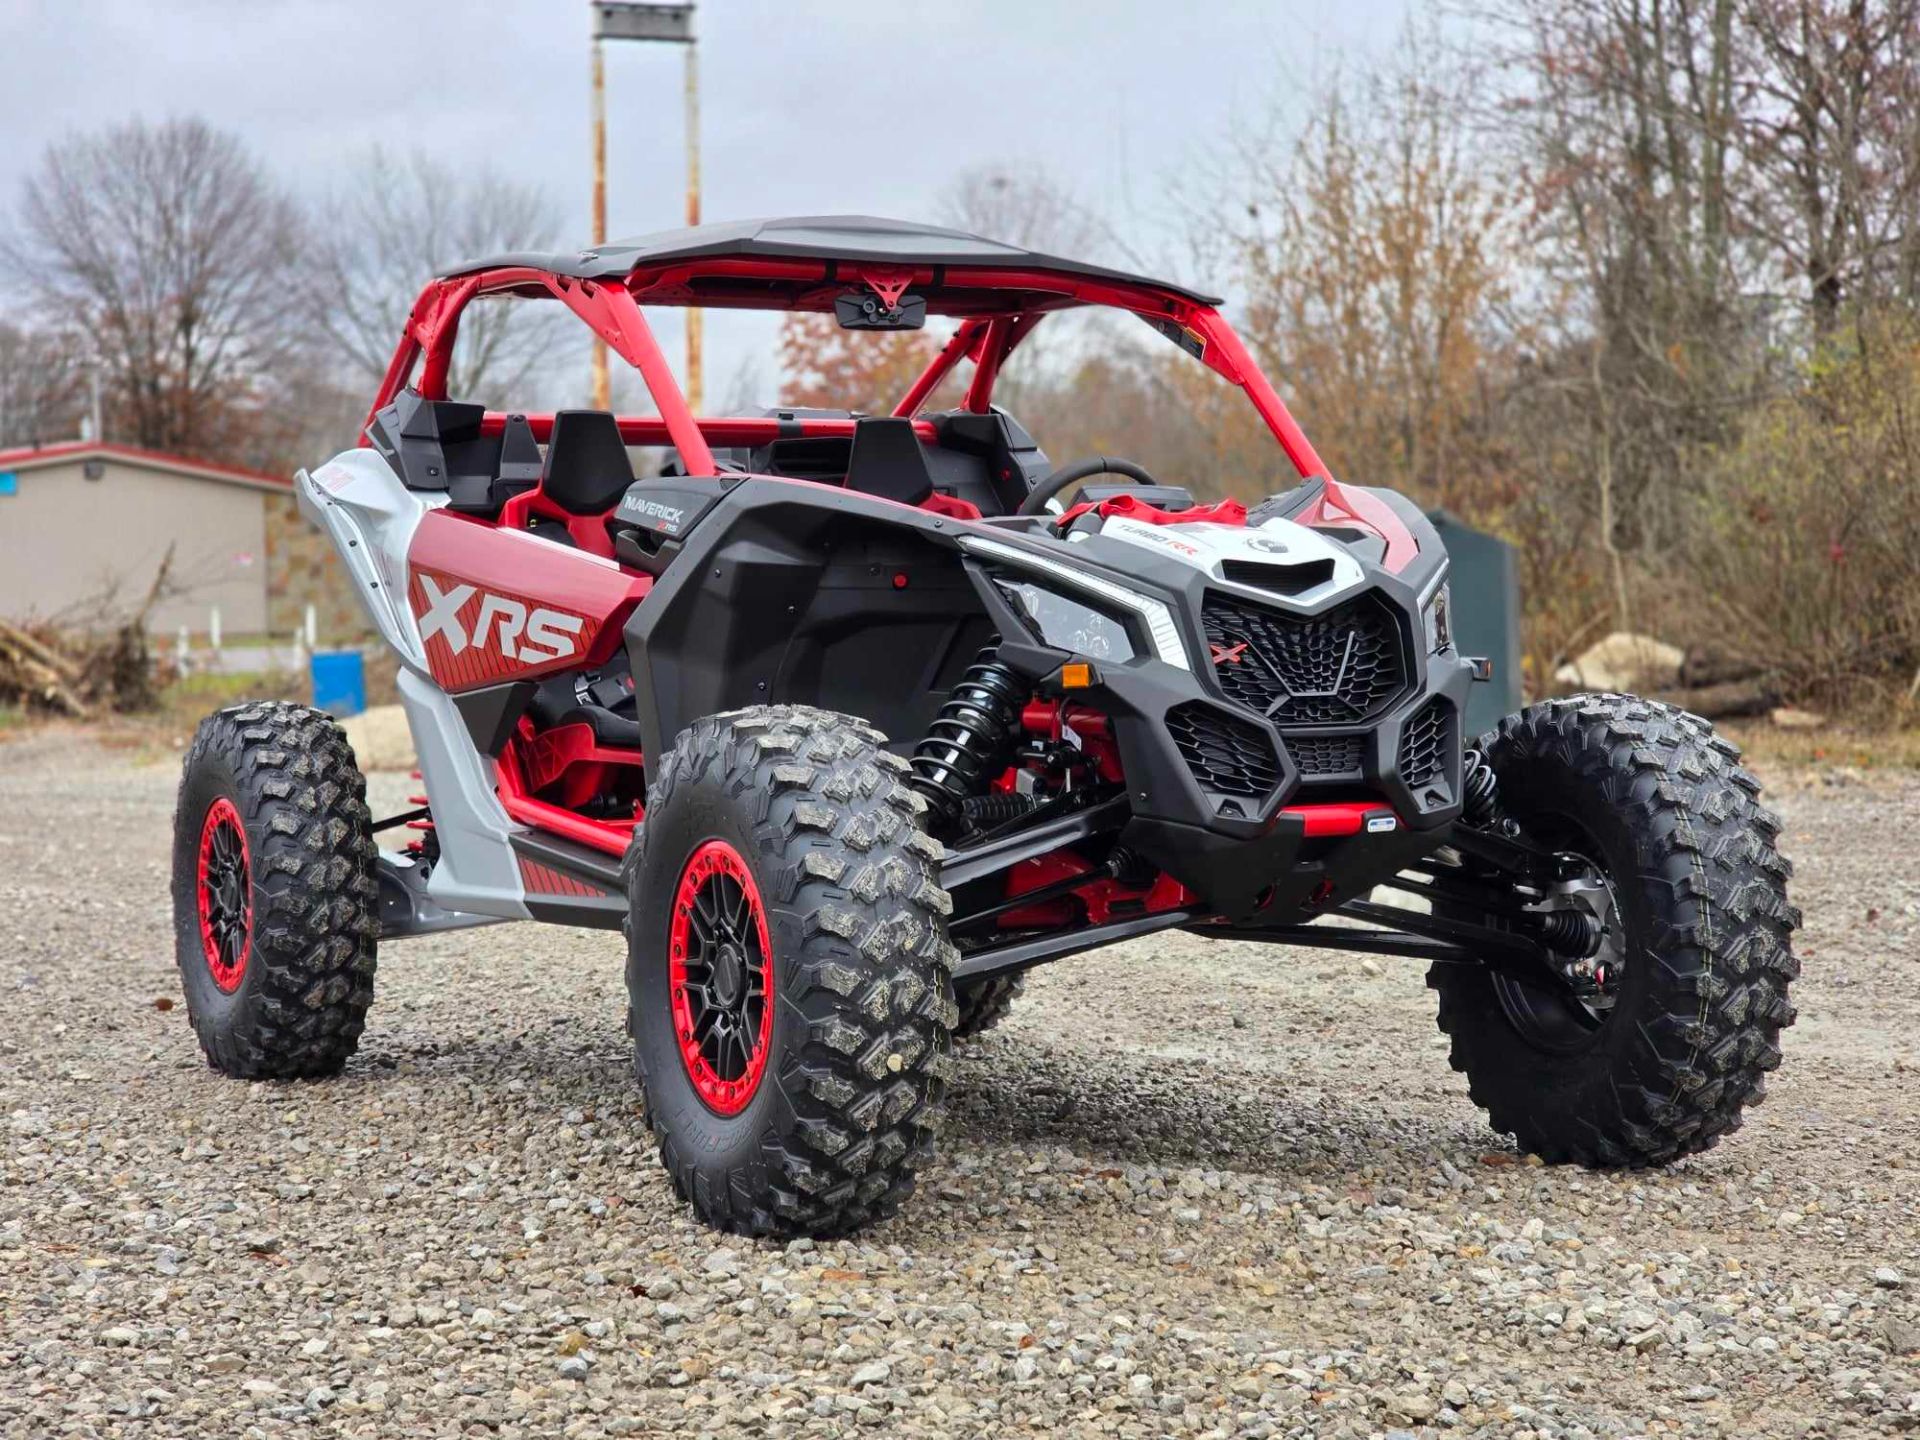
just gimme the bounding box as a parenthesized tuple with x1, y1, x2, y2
(0, 669, 310, 764)
(1719, 718, 1920, 775)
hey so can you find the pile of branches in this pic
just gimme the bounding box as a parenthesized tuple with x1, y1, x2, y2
(0, 544, 172, 718)
(0, 617, 160, 718)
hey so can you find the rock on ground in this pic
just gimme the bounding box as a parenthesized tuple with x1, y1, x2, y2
(339, 703, 415, 773)
(0, 729, 1917, 1437)
(1553, 631, 1686, 693)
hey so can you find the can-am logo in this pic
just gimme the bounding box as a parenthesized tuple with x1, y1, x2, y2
(416, 575, 584, 662)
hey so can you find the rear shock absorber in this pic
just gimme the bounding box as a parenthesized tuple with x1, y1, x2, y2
(910, 648, 1025, 828)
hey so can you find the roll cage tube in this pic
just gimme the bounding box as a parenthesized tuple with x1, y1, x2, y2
(362, 255, 1416, 569)
(362, 268, 715, 476)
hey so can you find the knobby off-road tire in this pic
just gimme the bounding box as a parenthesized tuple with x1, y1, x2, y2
(1430, 694, 1799, 1166)
(171, 701, 379, 1079)
(953, 974, 1024, 1039)
(624, 705, 958, 1237)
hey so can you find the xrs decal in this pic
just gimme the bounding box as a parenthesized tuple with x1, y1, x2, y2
(417, 575, 584, 663)
(408, 568, 597, 689)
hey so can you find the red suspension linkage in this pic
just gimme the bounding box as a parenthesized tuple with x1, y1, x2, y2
(404, 770, 434, 856)
(1019, 700, 1125, 784)
(996, 850, 1198, 930)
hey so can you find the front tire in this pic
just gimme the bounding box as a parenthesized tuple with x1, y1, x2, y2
(1429, 695, 1799, 1166)
(953, 974, 1024, 1039)
(170, 702, 379, 1078)
(625, 706, 957, 1237)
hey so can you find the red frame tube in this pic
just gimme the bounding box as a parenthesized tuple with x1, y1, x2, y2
(893, 318, 987, 418)
(370, 252, 1415, 625)
(370, 255, 1330, 484)
(495, 734, 636, 857)
(474, 412, 938, 447)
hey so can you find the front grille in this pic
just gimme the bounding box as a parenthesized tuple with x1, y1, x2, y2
(1398, 698, 1453, 789)
(1166, 702, 1281, 801)
(1202, 590, 1407, 725)
(1285, 732, 1365, 778)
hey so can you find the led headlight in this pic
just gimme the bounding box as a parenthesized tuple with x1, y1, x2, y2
(1423, 581, 1454, 654)
(957, 535, 1190, 669)
(995, 578, 1136, 661)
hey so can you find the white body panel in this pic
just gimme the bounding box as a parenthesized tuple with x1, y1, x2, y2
(297, 450, 438, 673)
(1096, 515, 1370, 610)
(298, 450, 530, 924)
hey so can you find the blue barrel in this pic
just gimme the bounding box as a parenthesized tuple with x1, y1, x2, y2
(309, 649, 367, 717)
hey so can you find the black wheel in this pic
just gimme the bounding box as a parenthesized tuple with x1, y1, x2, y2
(624, 705, 957, 1237)
(171, 702, 379, 1078)
(1429, 694, 1799, 1166)
(954, 974, 1024, 1039)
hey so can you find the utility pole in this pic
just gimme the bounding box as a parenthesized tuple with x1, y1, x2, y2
(589, 1, 701, 412)
(590, 34, 608, 409)
(682, 36, 701, 412)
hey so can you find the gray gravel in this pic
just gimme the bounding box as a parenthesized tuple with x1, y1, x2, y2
(2, 729, 1918, 1438)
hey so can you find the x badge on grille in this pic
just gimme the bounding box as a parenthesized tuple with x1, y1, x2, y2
(1209, 642, 1249, 666)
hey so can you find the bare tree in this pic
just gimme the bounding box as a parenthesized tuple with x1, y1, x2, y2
(1737, 0, 1920, 332)
(0, 322, 85, 447)
(937, 164, 1120, 406)
(1227, 24, 1524, 511)
(1489, 0, 1781, 627)
(938, 164, 1105, 257)
(3, 117, 306, 458)
(309, 148, 564, 404)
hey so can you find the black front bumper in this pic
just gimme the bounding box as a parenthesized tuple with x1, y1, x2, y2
(976, 559, 1476, 920)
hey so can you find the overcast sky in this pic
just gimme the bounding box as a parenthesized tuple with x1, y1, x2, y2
(1, 0, 1412, 408)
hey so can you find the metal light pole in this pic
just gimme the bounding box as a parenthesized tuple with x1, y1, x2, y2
(589, 1, 701, 412)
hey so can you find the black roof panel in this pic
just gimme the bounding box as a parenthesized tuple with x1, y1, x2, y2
(442, 214, 1223, 306)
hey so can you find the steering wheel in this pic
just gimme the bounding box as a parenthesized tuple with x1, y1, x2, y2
(1015, 456, 1162, 517)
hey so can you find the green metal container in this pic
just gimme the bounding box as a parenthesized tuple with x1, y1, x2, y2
(1428, 510, 1522, 741)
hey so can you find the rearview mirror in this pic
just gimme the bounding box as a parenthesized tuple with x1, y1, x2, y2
(835, 290, 926, 331)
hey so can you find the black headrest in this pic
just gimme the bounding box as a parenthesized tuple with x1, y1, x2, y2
(843, 417, 934, 506)
(543, 410, 635, 516)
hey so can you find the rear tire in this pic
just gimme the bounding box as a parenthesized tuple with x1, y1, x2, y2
(1429, 694, 1799, 1166)
(625, 705, 957, 1237)
(954, 974, 1024, 1039)
(171, 702, 379, 1079)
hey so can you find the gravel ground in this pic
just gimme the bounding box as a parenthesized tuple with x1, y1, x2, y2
(2, 729, 1918, 1439)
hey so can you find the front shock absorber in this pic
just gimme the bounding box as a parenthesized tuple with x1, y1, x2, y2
(1462, 746, 1498, 826)
(910, 648, 1025, 828)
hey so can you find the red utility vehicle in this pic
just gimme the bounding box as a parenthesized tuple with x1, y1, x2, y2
(172, 218, 1798, 1236)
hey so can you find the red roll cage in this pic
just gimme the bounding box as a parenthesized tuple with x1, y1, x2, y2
(363, 253, 1415, 569)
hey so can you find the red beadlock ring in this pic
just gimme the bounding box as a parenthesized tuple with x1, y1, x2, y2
(667, 840, 775, 1115)
(195, 797, 252, 994)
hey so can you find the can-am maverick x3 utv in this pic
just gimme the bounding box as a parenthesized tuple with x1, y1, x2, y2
(172, 216, 1798, 1236)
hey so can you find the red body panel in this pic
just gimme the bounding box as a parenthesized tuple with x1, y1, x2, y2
(518, 856, 612, 899)
(406, 511, 650, 693)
